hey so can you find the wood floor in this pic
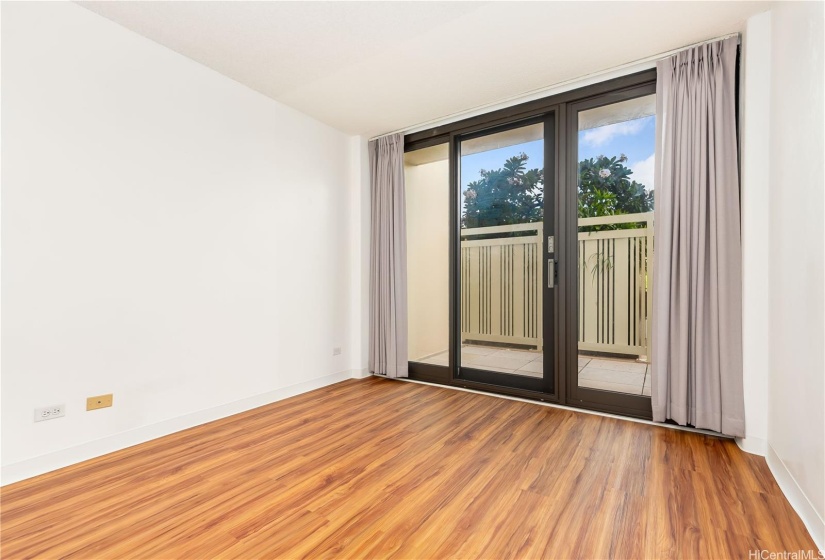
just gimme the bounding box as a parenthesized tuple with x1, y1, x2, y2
(1, 377, 816, 559)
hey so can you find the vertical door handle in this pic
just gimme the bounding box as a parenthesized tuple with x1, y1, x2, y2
(548, 258, 556, 289)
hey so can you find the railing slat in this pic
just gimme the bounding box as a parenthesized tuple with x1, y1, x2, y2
(460, 222, 542, 237)
(578, 211, 653, 227)
(579, 228, 650, 240)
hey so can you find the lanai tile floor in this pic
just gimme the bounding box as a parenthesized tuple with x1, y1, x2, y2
(416, 344, 650, 396)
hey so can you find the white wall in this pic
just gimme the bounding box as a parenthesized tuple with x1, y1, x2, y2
(740, 1, 825, 549)
(739, 3, 824, 546)
(1, 2, 359, 482)
(348, 136, 371, 375)
(738, 10, 772, 456)
(766, 0, 825, 546)
(405, 158, 450, 361)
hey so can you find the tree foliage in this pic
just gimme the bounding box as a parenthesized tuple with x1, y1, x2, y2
(460, 152, 653, 230)
(461, 153, 543, 229)
(578, 154, 653, 219)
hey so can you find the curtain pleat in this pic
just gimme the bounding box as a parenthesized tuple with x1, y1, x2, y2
(368, 133, 408, 378)
(652, 37, 745, 436)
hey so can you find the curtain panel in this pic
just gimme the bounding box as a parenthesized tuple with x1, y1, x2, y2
(652, 36, 745, 436)
(368, 133, 408, 378)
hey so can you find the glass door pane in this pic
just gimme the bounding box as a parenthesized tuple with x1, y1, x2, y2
(458, 121, 550, 392)
(576, 94, 655, 399)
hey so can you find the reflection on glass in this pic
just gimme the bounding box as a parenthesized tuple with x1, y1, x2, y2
(576, 94, 655, 396)
(405, 143, 449, 364)
(456, 123, 544, 378)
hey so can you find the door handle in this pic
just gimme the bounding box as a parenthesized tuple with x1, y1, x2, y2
(548, 258, 556, 289)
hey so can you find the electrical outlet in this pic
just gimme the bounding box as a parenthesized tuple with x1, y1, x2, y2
(333, 347, 342, 356)
(34, 404, 65, 422)
(86, 394, 113, 411)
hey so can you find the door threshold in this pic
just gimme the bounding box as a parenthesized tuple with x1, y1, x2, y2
(389, 375, 732, 440)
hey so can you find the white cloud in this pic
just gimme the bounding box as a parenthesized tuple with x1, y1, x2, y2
(581, 119, 645, 147)
(629, 153, 655, 190)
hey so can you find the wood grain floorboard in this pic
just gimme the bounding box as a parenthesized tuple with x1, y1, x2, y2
(0, 377, 816, 559)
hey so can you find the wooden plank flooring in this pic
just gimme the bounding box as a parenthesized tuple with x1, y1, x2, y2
(1, 377, 816, 559)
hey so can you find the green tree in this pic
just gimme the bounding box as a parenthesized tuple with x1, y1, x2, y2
(460, 152, 652, 229)
(461, 153, 543, 228)
(578, 154, 653, 218)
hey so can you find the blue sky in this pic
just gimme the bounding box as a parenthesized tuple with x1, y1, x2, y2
(460, 115, 655, 194)
(578, 115, 655, 190)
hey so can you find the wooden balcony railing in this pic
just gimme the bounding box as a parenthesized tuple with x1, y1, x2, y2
(460, 222, 543, 351)
(459, 212, 653, 360)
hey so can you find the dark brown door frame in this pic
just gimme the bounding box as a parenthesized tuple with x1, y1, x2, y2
(451, 113, 558, 397)
(406, 69, 657, 416)
(405, 69, 657, 152)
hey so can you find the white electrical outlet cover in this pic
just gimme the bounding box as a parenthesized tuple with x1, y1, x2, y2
(35, 405, 65, 422)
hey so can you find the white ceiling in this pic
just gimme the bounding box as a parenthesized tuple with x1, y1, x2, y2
(78, 1, 770, 137)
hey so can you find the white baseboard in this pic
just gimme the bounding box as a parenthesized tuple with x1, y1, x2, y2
(347, 368, 373, 379)
(766, 445, 825, 552)
(735, 435, 768, 456)
(1, 369, 368, 486)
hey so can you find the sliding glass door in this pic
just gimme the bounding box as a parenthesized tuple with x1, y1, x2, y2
(455, 117, 556, 394)
(565, 86, 656, 418)
(404, 69, 657, 418)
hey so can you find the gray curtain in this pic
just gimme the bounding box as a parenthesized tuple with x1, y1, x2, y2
(368, 133, 408, 378)
(651, 37, 745, 437)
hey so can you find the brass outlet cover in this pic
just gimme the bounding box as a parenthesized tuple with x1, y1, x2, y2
(86, 394, 113, 411)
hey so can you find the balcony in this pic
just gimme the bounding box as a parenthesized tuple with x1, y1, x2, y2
(416, 212, 653, 396)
